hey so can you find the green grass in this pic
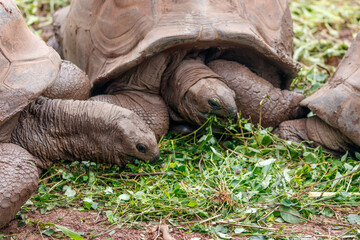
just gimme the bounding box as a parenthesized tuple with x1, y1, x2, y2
(290, 0, 360, 95)
(15, 0, 68, 35)
(10, 0, 360, 239)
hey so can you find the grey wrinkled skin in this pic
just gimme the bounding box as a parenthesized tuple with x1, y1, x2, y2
(91, 91, 169, 141)
(0, 144, 40, 229)
(163, 58, 238, 126)
(43, 60, 91, 100)
(0, 54, 159, 231)
(208, 60, 308, 128)
(52, 0, 301, 132)
(11, 97, 160, 167)
(275, 117, 360, 155)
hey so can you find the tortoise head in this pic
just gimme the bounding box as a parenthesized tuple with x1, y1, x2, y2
(182, 78, 238, 125)
(111, 110, 160, 165)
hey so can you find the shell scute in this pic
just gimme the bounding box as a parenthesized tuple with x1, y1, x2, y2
(0, 0, 61, 137)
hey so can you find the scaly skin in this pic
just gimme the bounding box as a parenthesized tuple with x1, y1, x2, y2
(11, 97, 160, 167)
(208, 60, 308, 128)
(162, 58, 238, 126)
(275, 117, 360, 155)
(43, 60, 91, 100)
(0, 97, 159, 228)
(91, 91, 169, 141)
(0, 144, 40, 229)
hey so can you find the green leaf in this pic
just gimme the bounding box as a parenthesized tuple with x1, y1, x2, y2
(216, 232, 232, 239)
(118, 194, 130, 201)
(62, 172, 73, 181)
(261, 135, 272, 146)
(280, 198, 298, 207)
(106, 210, 118, 223)
(187, 200, 197, 207)
(279, 206, 301, 224)
(214, 225, 231, 239)
(348, 214, 360, 224)
(64, 187, 76, 198)
(83, 197, 98, 210)
(250, 236, 266, 240)
(244, 123, 252, 132)
(104, 187, 114, 195)
(321, 207, 334, 218)
(355, 152, 360, 160)
(256, 158, 276, 167)
(42, 229, 54, 236)
(215, 225, 228, 234)
(55, 224, 86, 240)
(88, 171, 96, 185)
(331, 172, 343, 188)
(234, 227, 245, 234)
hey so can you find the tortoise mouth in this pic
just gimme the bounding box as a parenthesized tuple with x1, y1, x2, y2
(116, 152, 160, 167)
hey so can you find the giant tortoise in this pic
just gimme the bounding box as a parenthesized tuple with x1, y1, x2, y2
(276, 32, 360, 155)
(51, 0, 307, 136)
(0, 0, 159, 228)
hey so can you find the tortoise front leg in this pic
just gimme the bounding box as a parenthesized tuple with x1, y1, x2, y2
(275, 117, 360, 155)
(208, 60, 308, 128)
(0, 143, 43, 229)
(42, 60, 91, 100)
(91, 91, 169, 141)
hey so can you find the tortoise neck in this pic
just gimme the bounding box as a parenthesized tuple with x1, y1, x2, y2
(10, 97, 127, 167)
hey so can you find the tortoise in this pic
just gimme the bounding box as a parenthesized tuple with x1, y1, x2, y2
(0, 0, 159, 228)
(50, 0, 308, 136)
(276, 32, 360, 155)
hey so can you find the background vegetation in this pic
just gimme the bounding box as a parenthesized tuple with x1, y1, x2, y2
(5, 0, 360, 239)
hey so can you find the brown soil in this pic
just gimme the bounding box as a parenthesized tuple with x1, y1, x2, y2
(0, 208, 208, 240)
(324, 56, 342, 67)
(0, 207, 358, 240)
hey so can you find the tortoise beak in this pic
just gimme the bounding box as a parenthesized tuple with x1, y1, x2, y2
(149, 152, 160, 163)
(229, 106, 238, 116)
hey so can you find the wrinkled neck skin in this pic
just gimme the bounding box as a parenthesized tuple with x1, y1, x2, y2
(164, 58, 237, 126)
(10, 97, 136, 168)
(181, 94, 208, 125)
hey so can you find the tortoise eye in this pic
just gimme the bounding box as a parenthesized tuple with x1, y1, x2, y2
(208, 99, 221, 110)
(136, 143, 147, 154)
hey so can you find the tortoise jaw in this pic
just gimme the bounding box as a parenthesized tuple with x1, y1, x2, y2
(117, 151, 160, 167)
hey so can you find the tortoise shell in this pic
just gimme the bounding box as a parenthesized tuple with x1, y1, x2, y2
(0, 0, 61, 141)
(301, 32, 360, 146)
(62, 0, 299, 90)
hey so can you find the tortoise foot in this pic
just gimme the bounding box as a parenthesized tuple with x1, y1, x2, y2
(289, 93, 309, 120)
(274, 118, 310, 143)
(0, 144, 40, 229)
(275, 117, 359, 155)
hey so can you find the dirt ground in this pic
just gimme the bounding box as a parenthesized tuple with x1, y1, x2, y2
(0, 207, 358, 240)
